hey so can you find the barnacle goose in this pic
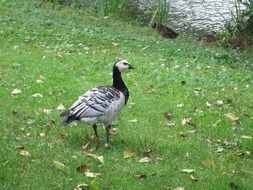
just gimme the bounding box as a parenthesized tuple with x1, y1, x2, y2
(60, 59, 134, 147)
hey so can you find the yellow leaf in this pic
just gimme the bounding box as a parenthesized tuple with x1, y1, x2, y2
(53, 160, 65, 169)
(19, 150, 30, 157)
(225, 113, 239, 122)
(123, 150, 135, 159)
(201, 158, 215, 168)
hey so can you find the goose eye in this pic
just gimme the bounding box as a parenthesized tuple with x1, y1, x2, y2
(123, 62, 128, 65)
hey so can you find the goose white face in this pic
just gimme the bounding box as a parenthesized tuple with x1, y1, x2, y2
(115, 59, 134, 71)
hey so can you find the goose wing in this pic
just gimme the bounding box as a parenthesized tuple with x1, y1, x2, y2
(61, 86, 121, 120)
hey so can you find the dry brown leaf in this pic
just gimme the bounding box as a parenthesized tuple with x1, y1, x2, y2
(82, 142, 90, 152)
(143, 149, 153, 157)
(55, 52, 63, 59)
(19, 149, 30, 157)
(164, 112, 172, 120)
(229, 182, 239, 190)
(76, 164, 89, 173)
(181, 118, 191, 126)
(144, 86, 154, 94)
(139, 157, 151, 163)
(136, 174, 147, 179)
(201, 158, 215, 168)
(123, 150, 135, 159)
(110, 128, 118, 136)
(85, 153, 104, 164)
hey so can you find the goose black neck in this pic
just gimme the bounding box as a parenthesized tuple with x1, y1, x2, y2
(112, 66, 129, 104)
(113, 66, 126, 91)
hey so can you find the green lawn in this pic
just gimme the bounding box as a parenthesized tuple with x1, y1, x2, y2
(0, 1, 253, 189)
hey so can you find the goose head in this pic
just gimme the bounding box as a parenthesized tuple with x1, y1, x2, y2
(114, 59, 134, 72)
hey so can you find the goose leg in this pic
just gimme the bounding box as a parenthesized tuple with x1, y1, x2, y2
(105, 124, 111, 147)
(92, 124, 99, 139)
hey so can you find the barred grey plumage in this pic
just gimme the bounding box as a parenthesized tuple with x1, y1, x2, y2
(60, 59, 134, 146)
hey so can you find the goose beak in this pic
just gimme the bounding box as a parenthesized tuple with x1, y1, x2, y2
(128, 64, 134, 69)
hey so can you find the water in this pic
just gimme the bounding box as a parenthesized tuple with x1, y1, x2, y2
(126, 0, 239, 36)
(168, 0, 237, 36)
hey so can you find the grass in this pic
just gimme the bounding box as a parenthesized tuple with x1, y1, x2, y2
(0, 0, 253, 189)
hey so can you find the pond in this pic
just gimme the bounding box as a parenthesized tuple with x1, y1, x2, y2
(168, 0, 237, 36)
(132, 0, 239, 36)
(62, 0, 240, 36)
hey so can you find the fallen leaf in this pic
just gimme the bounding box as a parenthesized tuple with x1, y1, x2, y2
(179, 132, 188, 138)
(206, 101, 212, 107)
(31, 93, 43, 98)
(139, 157, 151, 163)
(136, 174, 147, 179)
(11, 88, 22, 96)
(44, 119, 56, 128)
(85, 171, 101, 178)
(128, 119, 137, 123)
(245, 151, 251, 156)
(76, 164, 89, 173)
(166, 122, 176, 127)
(156, 157, 163, 161)
(43, 109, 52, 115)
(143, 149, 153, 157)
(82, 142, 90, 152)
(55, 52, 63, 59)
(216, 146, 224, 153)
(201, 158, 215, 168)
(112, 42, 118, 47)
(225, 113, 239, 122)
(189, 174, 198, 181)
(241, 135, 252, 140)
(19, 149, 30, 157)
(229, 182, 238, 190)
(144, 86, 154, 94)
(36, 79, 43, 84)
(85, 153, 104, 164)
(181, 118, 191, 125)
(123, 150, 135, 159)
(53, 160, 65, 169)
(74, 183, 89, 190)
(177, 103, 184, 108)
(164, 112, 172, 120)
(57, 103, 65, 111)
(181, 169, 195, 174)
(216, 100, 224, 106)
(110, 128, 118, 136)
(174, 187, 185, 190)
